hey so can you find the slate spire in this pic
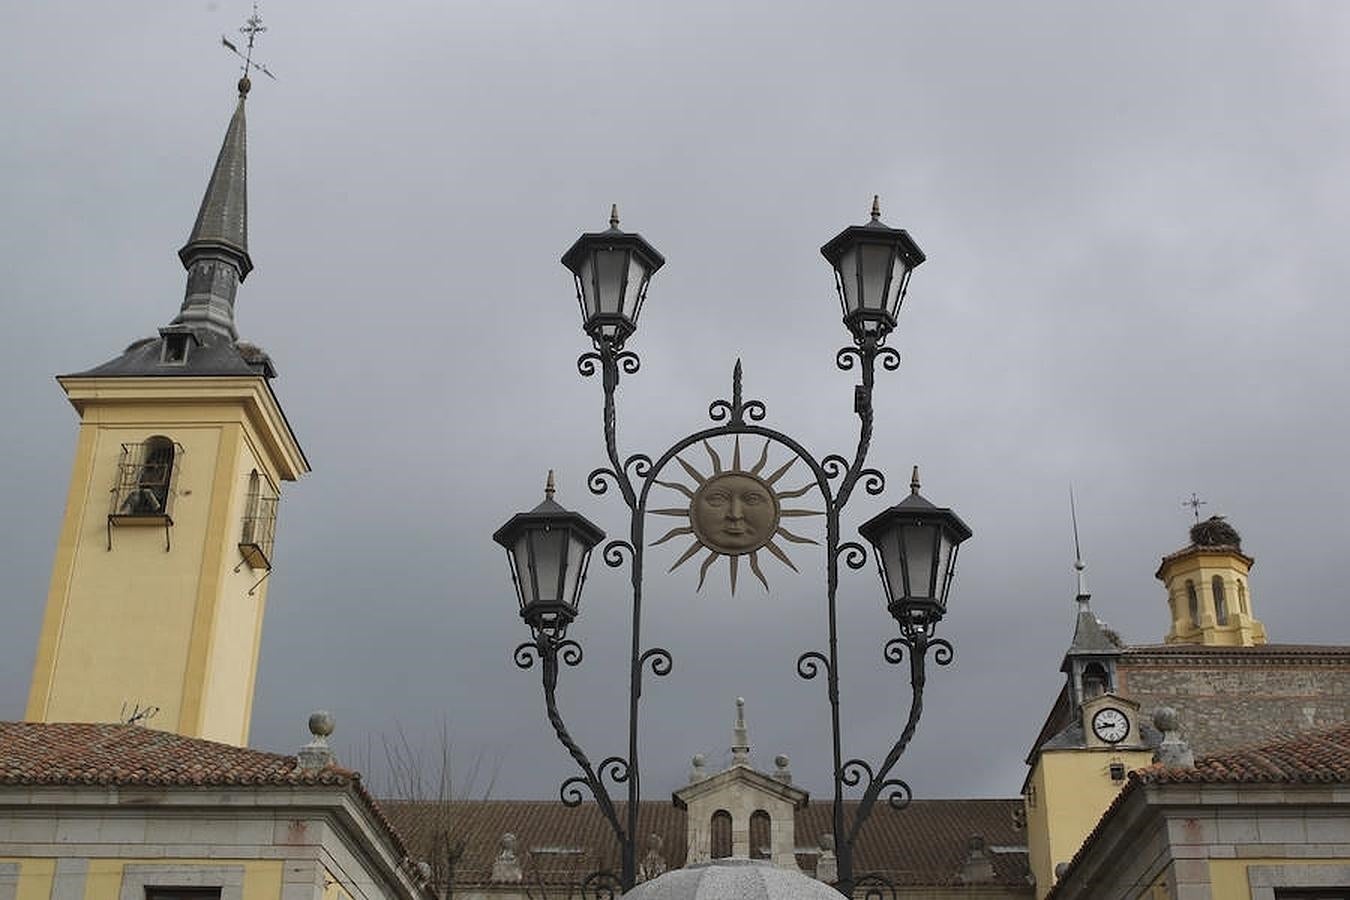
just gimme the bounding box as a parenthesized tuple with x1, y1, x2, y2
(172, 77, 255, 340)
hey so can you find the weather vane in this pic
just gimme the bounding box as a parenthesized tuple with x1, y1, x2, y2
(221, 2, 276, 87)
(1183, 492, 1207, 523)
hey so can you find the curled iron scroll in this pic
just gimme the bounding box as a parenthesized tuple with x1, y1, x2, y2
(513, 641, 541, 670)
(883, 637, 908, 666)
(880, 778, 912, 810)
(624, 453, 652, 481)
(557, 639, 584, 667)
(835, 346, 863, 371)
(821, 454, 849, 482)
(877, 347, 901, 371)
(603, 540, 635, 569)
(836, 541, 868, 571)
(559, 774, 592, 807)
(598, 755, 631, 786)
(931, 638, 955, 666)
(589, 466, 621, 496)
(796, 650, 831, 681)
(616, 350, 642, 375)
(639, 647, 673, 677)
(839, 758, 875, 790)
(858, 467, 886, 496)
(577, 352, 602, 378)
(742, 399, 767, 421)
(708, 398, 734, 423)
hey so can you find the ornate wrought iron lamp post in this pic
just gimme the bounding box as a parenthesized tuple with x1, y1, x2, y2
(495, 198, 971, 897)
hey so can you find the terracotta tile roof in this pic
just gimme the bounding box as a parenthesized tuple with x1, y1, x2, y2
(0, 722, 415, 872)
(1136, 721, 1350, 785)
(382, 798, 1029, 889)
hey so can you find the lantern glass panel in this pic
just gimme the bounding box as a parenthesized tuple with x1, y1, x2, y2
(859, 243, 896, 313)
(902, 522, 938, 599)
(838, 247, 860, 314)
(576, 256, 598, 319)
(933, 531, 954, 607)
(626, 255, 649, 323)
(531, 528, 566, 604)
(563, 527, 588, 608)
(594, 248, 629, 315)
(511, 535, 534, 608)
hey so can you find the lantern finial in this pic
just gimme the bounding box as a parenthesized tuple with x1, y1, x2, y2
(871, 195, 882, 221)
(910, 465, 921, 494)
(610, 204, 620, 229)
(546, 469, 556, 500)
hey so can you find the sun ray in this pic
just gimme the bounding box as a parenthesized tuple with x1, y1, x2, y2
(748, 552, 770, 591)
(749, 440, 770, 476)
(696, 550, 719, 591)
(780, 508, 824, 517)
(731, 437, 741, 472)
(763, 539, 800, 572)
(775, 525, 818, 545)
(654, 479, 696, 499)
(652, 507, 695, 516)
(764, 457, 797, 485)
(776, 482, 816, 499)
(729, 555, 739, 595)
(651, 525, 695, 546)
(702, 441, 723, 475)
(668, 540, 704, 572)
(677, 455, 708, 485)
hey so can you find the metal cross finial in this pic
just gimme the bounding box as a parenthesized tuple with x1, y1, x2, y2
(1183, 492, 1207, 523)
(221, 1, 277, 90)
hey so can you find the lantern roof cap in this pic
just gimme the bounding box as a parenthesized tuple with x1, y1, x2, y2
(820, 195, 926, 267)
(492, 471, 605, 549)
(857, 467, 972, 544)
(560, 204, 666, 274)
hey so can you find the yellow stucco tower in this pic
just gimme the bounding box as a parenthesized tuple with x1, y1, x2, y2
(1157, 515, 1266, 647)
(25, 76, 309, 746)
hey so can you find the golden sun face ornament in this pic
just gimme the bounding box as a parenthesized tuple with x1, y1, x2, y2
(651, 437, 822, 593)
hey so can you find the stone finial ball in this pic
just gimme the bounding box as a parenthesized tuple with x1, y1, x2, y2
(692, 753, 706, 767)
(308, 710, 335, 737)
(237, 76, 252, 96)
(501, 833, 517, 850)
(819, 833, 835, 852)
(774, 754, 790, 769)
(648, 833, 664, 850)
(1153, 706, 1180, 733)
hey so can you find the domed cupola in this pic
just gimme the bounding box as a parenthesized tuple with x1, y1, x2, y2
(625, 859, 845, 900)
(1156, 515, 1266, 646)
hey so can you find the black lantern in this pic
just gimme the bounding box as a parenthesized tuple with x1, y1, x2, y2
(858, 467, 971, 638)
(820, 196, 926, 345)
(493, 472, 606, 641)
(561, 205, 665, 349)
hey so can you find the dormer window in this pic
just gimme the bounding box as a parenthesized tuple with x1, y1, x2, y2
(158, 328, 198, 366)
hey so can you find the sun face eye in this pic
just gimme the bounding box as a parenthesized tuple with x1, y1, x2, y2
(703, 491, 729, 507)
(742, 492, 766, 506)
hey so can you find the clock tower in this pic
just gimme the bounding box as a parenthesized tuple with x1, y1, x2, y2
(1023, 562, 1154, 899)
(25, 75, 309, 746)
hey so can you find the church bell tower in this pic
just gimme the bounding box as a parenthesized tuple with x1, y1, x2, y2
(1157, 515, 1266, 647)
(25, 74, 309, 746)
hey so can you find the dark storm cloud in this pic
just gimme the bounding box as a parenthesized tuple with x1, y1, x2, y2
(3, 1, 1348, 802)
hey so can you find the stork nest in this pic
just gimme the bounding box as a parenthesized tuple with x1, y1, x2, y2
(1190, 515, 1241, 549)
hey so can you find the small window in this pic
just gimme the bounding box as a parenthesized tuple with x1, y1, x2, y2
(161, 333, 191, 365)
(111, 437, 178, 518)
(1213, 576, 1228, 625)
(749, 810, 771, 860)
(145, 890, 221, 900)
(1186, 580, 1199, 626)
(238, 470, 279, 570)
(710, 810, 732, 860)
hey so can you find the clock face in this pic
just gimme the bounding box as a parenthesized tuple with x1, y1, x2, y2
(1091, 707, 1130, 744)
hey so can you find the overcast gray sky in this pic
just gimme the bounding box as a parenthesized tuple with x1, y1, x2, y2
(4, 2, 1349, 803)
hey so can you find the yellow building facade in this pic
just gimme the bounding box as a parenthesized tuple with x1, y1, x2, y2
(24, 79, 308, 747)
